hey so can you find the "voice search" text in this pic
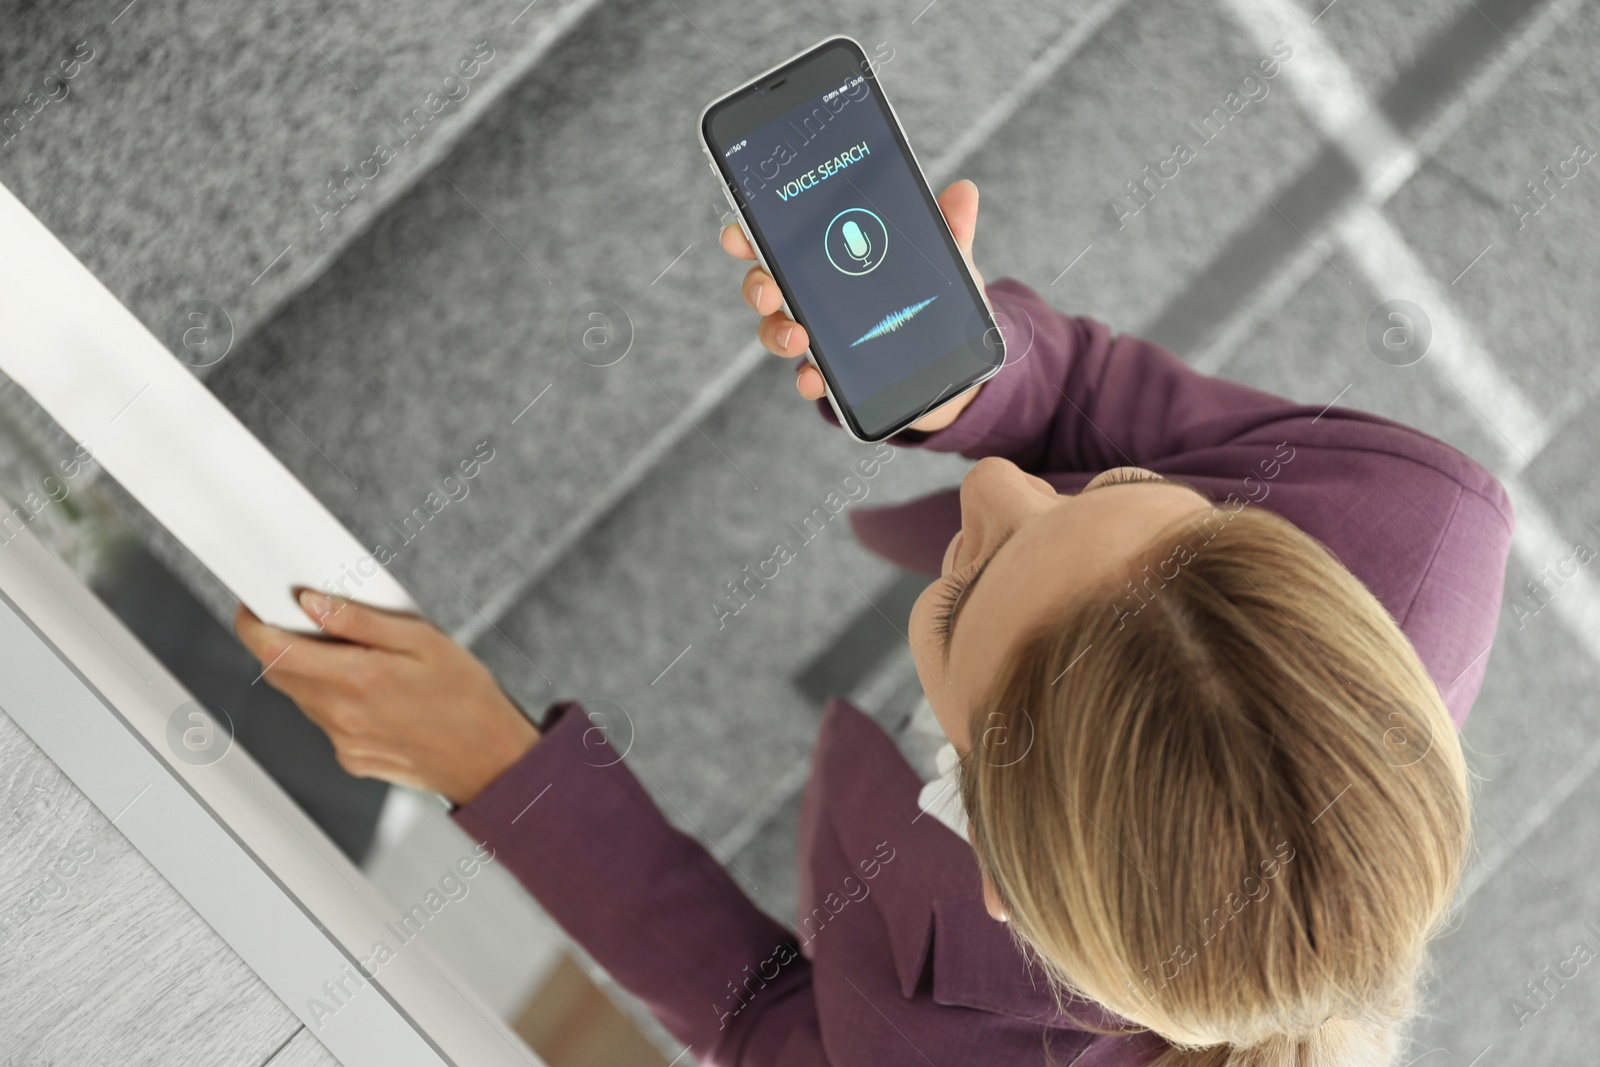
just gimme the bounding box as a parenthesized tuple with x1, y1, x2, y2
(774, 142, 871, 203)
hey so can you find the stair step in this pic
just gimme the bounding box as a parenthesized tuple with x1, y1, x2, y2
(955, 0, 1332, 334)
(195, 0, 1128, 636)
(0, 0, 603, 355)
(1293, 0, 1478, 93)
(1383, 0, 1600, 424)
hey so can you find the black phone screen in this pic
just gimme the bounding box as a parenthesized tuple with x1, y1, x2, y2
(703, 39, 1002, 440)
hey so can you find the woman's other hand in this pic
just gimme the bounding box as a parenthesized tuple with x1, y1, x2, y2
(234, 592, 539, 805)
(720, 178, 988, 434)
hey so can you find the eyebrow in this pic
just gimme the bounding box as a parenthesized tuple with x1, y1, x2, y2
(943, 531, 1013, 652)
(1081, 471, 1175, 493)
(1082, 471, 1215, 508)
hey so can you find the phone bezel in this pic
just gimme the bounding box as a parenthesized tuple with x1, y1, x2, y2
(698, 35, 1004, 443)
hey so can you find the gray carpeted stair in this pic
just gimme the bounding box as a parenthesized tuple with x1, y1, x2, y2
(0, 0, 603, 341)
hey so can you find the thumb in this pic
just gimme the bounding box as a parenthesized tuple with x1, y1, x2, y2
(937, 179, 979, 261)
(299, 589, 431, 652)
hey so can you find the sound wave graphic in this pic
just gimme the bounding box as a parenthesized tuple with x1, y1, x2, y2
(851, 296, 938, 347)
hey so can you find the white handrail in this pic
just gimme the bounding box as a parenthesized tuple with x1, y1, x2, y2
(0, 181, 419, 632)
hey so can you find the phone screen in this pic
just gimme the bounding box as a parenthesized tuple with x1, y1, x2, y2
(703, 39, 1002, 440)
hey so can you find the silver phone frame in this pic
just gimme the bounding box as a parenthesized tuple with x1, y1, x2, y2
(696, 34, 1005, 443)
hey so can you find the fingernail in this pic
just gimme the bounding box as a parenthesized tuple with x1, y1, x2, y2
(753, 283, 763, 308)
(779, 325, 794, 350)
(299, 590, 335, 621)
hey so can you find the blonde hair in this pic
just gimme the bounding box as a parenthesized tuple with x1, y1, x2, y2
(960, 504, 1470, 1066)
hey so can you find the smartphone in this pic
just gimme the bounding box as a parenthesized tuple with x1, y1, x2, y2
(700, 36, 1005, 442)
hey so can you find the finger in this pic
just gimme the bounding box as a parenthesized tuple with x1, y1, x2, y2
(234, 602, 260, 632)
(298, 591, 434, 654)
(936, 179, 979, 261)
(795, 362, 826, 401)
(742, 266, 782, 316)
(341, 755, 431, 792)
(330, 744, 400, 783)
(759, 311, 809, 358)
(234, 606, 371, 687)
(720, 222, 756, 261)
(234, 603, 288, 671)
(234, 601, 293, 664)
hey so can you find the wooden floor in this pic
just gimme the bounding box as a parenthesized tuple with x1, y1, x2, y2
(514, 955, 670, 1067)
(0, 709, 337, 1067)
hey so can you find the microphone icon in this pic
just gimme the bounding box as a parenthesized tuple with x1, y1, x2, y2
(825, 209, 886, 275)
(841, 219, 873, 265)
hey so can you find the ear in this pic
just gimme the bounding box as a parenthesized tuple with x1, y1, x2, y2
(981, 872, 1009, 923)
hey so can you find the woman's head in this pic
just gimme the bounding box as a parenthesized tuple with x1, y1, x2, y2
(913, 457, 1469, 1064)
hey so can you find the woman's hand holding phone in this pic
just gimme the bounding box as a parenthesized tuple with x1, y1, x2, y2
(719, 179, 988, 435)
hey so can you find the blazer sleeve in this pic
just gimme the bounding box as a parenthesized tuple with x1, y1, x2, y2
(452, 702, 832, 1066)
(899, 277, 1380, 470)
(819, 277, 1395, 471)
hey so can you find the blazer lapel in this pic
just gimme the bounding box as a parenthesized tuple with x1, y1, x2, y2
(809, 698, 974, 996)
(809, 700, 1146, 1036)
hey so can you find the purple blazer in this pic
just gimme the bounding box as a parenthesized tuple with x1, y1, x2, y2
(454, 279, 1513, 1065)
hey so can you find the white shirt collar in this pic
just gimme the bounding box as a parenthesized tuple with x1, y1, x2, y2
(916, 741, 969, 839)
